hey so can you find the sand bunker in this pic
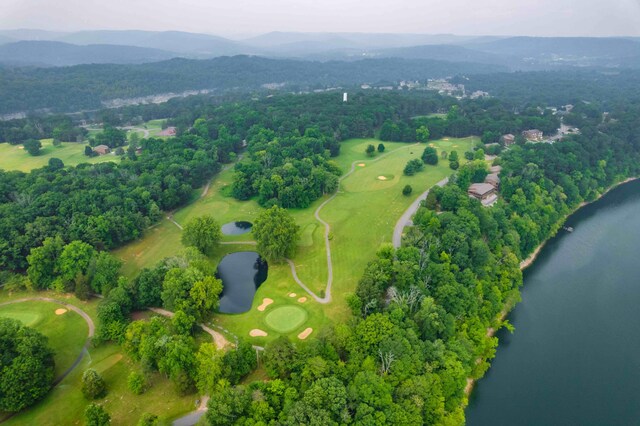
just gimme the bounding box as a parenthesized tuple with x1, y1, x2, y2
(250, 329, 268, 337)
(429, 143, 435, 147)
(55, 308, 67, 315)
(298, 328, 313, 340)
(377, 176, 388, 181)
(358, 163, 366, 167)
(443, 138, 450, 141)
(297, 297, 307, 303)
(288, 293, 297, 298)
(257, 298, 274, 312)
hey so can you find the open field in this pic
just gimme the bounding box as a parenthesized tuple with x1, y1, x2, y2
(114, 137, 477, 345)
(0, 291, 197, 425)
(0, 139, 116, 172)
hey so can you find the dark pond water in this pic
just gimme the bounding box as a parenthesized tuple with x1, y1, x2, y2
(217, 251, 268, 314)
(221, 221, 253, 235)
(467, 179, 640, 425)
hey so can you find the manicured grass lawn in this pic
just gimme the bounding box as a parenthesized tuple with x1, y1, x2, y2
(0, 139, 116, 172)
(0, 291, 197, 426)
(114, 137, 478, 345)
(264, 305, 308, 333)
(0, 300, 88, 377)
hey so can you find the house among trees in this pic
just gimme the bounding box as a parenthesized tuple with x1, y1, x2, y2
(485, 173, 500, 189)
(522, 129, 543, 142)
(158, 126, 177, 137)
(501, 134, 515, 146)
(93, 145, 111, 155)
(468, 183, 498, 206)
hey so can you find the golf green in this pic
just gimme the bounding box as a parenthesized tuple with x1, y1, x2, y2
(264, 305, 308, 333)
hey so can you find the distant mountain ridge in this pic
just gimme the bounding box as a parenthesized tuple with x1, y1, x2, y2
(0, 40, 179, 66)
(0, 29, 639, 69)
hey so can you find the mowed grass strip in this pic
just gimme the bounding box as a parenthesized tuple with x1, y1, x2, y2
(0, 139, 116, 172)
(264, 305, 308, 333)
(0, 292, 195, 425)
(114, 137, 477, 343)
(0, 300, 88, 377)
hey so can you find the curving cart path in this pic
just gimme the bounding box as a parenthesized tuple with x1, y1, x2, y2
(169, 144, 427, 304)
(0, 297, 95, 386)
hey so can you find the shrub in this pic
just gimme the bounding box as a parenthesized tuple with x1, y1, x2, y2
(402, 185, 413, 196)
(82, 369, 107, 400)
(128, 371, 146, 395)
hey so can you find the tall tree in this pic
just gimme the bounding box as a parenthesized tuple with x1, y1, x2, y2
(181, 215, 222, 254)
(253, 206, 300, 262)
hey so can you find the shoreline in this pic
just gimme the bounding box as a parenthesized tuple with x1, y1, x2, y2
(464, 175, 639, 398)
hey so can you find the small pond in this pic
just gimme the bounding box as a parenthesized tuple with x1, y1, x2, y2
(221, 221, 253, 235)
(217, 251, 268, 314)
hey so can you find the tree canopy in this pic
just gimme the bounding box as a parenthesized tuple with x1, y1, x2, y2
(253, 206, 300, 262)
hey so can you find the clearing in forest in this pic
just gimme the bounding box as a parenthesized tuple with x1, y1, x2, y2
(113, 137, 477, 343)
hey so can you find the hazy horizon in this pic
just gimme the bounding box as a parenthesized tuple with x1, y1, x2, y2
(2, 0, 639, 38)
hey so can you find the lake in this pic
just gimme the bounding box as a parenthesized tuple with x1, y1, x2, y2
(467, 179, 640, 425)
(217, 251, 268, 314)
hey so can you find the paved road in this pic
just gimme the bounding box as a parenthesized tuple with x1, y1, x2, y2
(0, 297, 95, 386)
(392, 177, 449, 248)
(166, 144, 426, 303)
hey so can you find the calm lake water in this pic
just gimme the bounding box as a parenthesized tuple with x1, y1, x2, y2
(467, 179, 640, 426)
(221, 221, 253, 235)
(217, 251, 268, 314)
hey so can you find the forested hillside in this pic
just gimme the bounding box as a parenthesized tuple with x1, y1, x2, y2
(0, 55, 505, 114)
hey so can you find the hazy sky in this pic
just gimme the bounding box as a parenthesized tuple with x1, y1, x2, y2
(2, 0, 639, 38)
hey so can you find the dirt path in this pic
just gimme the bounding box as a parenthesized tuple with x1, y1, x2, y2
(0, 297, 95, 386)
(148, 307, 231, 349)
(392, 176, 449, 248)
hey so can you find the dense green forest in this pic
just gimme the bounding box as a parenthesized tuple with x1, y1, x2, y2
(3, 83, 640, 423)
(190, 92, 640, 425)
(0, 55, 506, 114)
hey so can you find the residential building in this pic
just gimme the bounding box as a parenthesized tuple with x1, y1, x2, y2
(522, 129, 543, 141)
(93, 145, 111, 155)
(501, 134, 515, 146)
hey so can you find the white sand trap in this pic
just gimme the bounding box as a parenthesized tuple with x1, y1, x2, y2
(288, 293, 297, 298)
(443, 138, 450, 140)
(298, 328, 313, 340)
(358, 163, 366, 167)
(55, 308, 67, 315)
(377, 176, 388, 181)
(297, 297, 307, 303)
(429, 143, 435, 147)
(257, 298, 274, 312)
(250, 329, 268, 337)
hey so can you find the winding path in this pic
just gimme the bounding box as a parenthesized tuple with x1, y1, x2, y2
(392, 177, 449, 248)
(168, 143, 427, 304)
(148, 307, 231, 349)
(0, 297, 95, 386)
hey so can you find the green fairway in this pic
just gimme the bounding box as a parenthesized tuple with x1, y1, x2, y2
(264, 305, 308, 333)
(0, 291, 196, 425)
(0, 300, 88, 378)
(0, 139, 116, 172)
(114, 137, 478, 343)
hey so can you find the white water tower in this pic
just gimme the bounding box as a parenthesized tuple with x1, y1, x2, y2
(343, 92, 348, 102)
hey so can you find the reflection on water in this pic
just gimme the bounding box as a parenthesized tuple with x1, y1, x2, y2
(467, 180, 640, 425)
(221, 221, 253, 235)
(216, 251, 268, 314)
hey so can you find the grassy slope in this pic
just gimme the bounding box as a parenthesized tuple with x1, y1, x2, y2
(0, 300, 87, 377)
(0, 139, 116, 172)
(113, 137, 477, 346)
(0, 291, 193, 426)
